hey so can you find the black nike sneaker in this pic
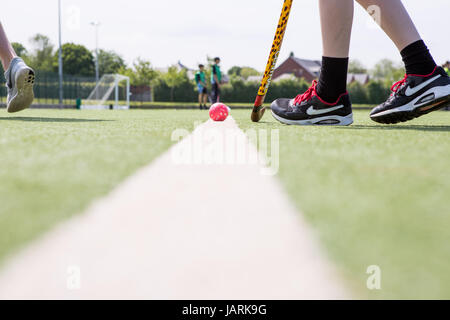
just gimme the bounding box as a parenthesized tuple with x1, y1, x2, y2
(370, 66, 450, 124)
(271, 81, 353, 126)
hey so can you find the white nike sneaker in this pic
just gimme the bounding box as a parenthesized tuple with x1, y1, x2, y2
(271, 80, 354, 126)
(4, 57, 35, 113)
(370, 66, 450, 124)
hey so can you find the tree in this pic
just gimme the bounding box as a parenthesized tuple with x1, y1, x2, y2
(371, 59, 405, 83)
(11, 42, 28, 58)
(98, 49, 126, 76)
(52, 43, 95, 76)
(228, 66, 242, 77)
(28, 34, 54, 71)
(120, 58, 159, 86)
(162, 66, 189, 101)
(348, 59, 367, 74)
(227, 66, 260, 80)
(240, 67, 260, 80)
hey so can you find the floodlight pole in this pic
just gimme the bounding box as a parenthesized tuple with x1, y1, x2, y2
(90, 21, 101, 86)
(126, 78, 130, 108)
(114, 76, 119, 109)
(58, 0, 64, 105)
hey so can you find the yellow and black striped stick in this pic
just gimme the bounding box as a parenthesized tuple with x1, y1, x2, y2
(251, 0, 294, 122)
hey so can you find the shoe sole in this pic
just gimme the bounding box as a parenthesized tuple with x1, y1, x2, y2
(6, 67, 35, 113)
(371, 85, 450, 124)
(271, 111, 354, 126)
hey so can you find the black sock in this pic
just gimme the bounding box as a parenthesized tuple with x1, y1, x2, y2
(401, 40, 436, 75)
(316, 56, 349, 103)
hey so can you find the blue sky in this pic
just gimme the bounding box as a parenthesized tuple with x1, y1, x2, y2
(1, 0, 449, 72)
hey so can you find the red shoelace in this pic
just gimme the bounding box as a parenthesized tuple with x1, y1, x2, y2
(391, 75, 408, 93)
(294, 76, 409, 103)
(293, 80, 318, 105)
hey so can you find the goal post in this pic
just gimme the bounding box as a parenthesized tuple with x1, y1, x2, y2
(81, 74, 130, 110)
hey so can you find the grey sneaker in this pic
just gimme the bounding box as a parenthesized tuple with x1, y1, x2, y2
(4, 57, 35, 113)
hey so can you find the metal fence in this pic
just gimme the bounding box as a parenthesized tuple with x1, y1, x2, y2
(0, 71, 153, 107)
(1, 71, 449, 109)
(0, 71, 97, 106)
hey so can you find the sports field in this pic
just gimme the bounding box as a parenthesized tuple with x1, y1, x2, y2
(236, 109, 450, 299)
(0, 108, 449, 299)
(0, 110, 208, 263)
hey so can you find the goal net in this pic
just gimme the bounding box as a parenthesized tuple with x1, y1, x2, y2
(82, 74, 130, 110)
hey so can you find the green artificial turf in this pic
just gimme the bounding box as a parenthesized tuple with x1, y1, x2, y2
(234, 109, 450, 299)
(1, 107, 449, 299)
(1, 100, 257, 108)
(0, 109, 208, 264)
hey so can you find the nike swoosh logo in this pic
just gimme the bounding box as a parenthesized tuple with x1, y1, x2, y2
(405, 75, 441, 96)
(306, 105, 344, 116)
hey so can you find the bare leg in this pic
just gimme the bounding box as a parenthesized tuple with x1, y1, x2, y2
(361, 1, 448, 124)
(271, 0, 447, 126)
(320, 0, 354, 58)
(270, 1, 355, 124)
(0, 23, 17, 71)
(315, 0, 354, 102)
(356, 0, 421, 51)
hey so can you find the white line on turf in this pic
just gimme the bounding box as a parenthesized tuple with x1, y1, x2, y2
(0, 116, 349, 299)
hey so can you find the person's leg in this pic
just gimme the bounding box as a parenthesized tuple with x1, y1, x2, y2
(0, 22, 17, 70)
(356, 0, 419, 52)
(357, 0, 450, 124)
(320, 0, 354, 58)
(0, 22, 35, 113)
(316, 0, 354, 103)
(216, 86, 221, 103)
(202, 93, 208, 107)
(356, 0, 435, 75)
(198, 92, 203, 109)
(211, 83, 219, 103)
(270, 0, 354, 126)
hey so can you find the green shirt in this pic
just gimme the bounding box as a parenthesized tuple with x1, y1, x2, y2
(445, 67, 450, 76)
(211, 64, 222, 84)
(195, 71, 206, 85)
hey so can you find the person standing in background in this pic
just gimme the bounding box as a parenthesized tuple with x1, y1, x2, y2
(211, 57, 222, 103)
(195, 64, 208, 110)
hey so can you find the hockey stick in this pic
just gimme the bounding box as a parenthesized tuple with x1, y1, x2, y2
(251, 0, 294, 122)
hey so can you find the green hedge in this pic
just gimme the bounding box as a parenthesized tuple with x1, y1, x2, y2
(1, 70, 393, 105)
(153, 80, 197, 102)
(153, 77, 392, 105)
